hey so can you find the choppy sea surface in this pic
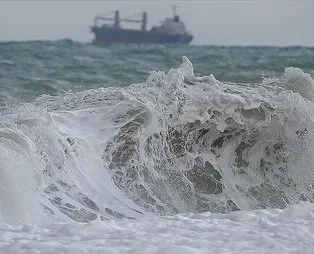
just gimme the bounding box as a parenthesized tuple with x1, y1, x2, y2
(0, 40, 314, 253)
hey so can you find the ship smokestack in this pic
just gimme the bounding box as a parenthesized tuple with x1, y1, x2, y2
(114, 10, 120, 28)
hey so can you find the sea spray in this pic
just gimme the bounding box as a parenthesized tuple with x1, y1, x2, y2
(0, 127, 42, 225)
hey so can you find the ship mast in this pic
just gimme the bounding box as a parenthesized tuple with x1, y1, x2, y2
(172, 5, 178, 16)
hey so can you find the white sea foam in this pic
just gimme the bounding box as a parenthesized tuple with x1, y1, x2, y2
(0, 202, 313, 253)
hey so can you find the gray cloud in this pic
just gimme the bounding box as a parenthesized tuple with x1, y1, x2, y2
(0, 0, 313, 46)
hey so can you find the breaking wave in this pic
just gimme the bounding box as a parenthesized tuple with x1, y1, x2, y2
(0, 57, 314, 225)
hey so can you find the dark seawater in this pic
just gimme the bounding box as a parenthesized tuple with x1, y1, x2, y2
(1, 40, 313, 103)
(0, 40, 314, 224)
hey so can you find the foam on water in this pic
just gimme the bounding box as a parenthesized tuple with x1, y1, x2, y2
(0, 202, 314, 253)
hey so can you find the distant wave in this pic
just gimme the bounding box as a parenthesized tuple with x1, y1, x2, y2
(1, 41, 314, 106)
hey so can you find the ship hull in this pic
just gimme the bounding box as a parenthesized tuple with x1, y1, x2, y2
(91, 26, 193, 44)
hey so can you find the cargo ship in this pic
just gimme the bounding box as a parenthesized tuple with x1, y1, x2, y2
(90, 6, 193, 45)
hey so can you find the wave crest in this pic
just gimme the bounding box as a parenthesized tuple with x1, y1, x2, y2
(1, 57, 314, 224)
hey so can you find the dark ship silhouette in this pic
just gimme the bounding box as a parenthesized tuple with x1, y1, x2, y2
(90, 6, 193, 45)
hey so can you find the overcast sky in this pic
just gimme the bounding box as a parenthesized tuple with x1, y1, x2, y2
(0, 0, 313, 46)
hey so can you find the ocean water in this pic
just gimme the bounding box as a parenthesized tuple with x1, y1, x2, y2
(0, 40, 314, 253)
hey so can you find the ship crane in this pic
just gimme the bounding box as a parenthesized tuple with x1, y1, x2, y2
(93, 10, 147, 31)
